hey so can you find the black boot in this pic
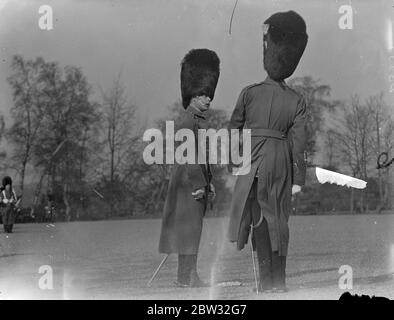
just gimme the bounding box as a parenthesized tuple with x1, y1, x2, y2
(189, 254, 210, 288)
(252, 216, 273, 292)
(272, 251, 288, 292)
(8, 224, 13, 233)
(256, 254, 273, 293)
(175, 254, 191, 287)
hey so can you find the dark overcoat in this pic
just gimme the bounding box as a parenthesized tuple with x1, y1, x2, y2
(158, 107, 212, 255)
(227, 76, 307, 256)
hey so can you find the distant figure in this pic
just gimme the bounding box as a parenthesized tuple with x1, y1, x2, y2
(0, 176, 19, 233)
(45, 193, 55, 222)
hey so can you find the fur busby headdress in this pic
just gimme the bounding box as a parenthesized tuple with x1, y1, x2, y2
(180, 48, 220, 109)
(2, 176, 12, 188)
(263, 10, 308, 81)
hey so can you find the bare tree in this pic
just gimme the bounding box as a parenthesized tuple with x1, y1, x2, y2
(329, 95, 376, 213)
(32, 61, 99, 221)
(100, 74, 138, 217)
(366, 93, 394, 211)
(288, 76, 333, 162)
(381, 119, 394, 209)
(367, 93, 384, 209)
(6, 55, 46, 194)
(0, 115, 5, 161)
(323, 129, 338, 169)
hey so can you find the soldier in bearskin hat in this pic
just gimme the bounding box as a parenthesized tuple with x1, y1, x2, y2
(158, 48, 220, 287)
(0, 176, 19, 233)
(227, 10, 308, 293)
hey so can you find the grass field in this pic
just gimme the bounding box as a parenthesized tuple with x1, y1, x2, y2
(0, 214, 393, 300)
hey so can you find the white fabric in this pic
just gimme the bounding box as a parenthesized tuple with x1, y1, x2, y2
(2, 189, 17, 203)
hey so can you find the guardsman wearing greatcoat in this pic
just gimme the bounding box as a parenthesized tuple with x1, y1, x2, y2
(159, 49, 220, 287)
(228, 11, 308, 293)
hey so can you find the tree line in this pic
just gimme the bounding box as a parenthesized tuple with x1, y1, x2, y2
(0, 55, 392, 221)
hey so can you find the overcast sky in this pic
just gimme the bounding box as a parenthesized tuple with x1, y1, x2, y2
(0, 0, 391, 124)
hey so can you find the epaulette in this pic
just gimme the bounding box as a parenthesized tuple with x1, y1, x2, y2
(243, 82, 264, 92)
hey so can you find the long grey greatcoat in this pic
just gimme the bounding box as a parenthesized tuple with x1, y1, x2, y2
(228, 76, 307, 256)
(159, 107, 212, 255)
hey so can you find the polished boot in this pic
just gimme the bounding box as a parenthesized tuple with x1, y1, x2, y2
(272, 251, 287, 292)
(253, 222, 273, 292)
(251, 206, 273, 292)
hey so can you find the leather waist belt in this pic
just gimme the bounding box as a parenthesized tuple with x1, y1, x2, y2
(250, 128, 287, 140)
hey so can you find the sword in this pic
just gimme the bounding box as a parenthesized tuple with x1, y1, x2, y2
(250, 224, 259, 294)
(249, 208, 264, 295)
(312, 167, 367, 189)
(147, 254, 169, 287)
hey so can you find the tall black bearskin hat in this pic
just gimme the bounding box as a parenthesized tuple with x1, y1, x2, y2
(2, 176, 12, 188)
(263, 10, 308, 81)
(180, 48, 220, 109)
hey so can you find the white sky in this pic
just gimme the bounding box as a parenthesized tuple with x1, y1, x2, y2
(0, 0, 391, 124)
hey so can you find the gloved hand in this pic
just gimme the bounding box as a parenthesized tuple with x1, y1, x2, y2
(192, 188, 205, 201)
(292, 184, 301, 195)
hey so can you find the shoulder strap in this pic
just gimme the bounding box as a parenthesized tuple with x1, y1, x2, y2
(245, 82, 263, 90)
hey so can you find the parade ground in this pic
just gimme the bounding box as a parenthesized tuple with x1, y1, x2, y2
(0, 214, 393, 300)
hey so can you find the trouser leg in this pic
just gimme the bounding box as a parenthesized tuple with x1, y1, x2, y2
(189, 254, 209, 287)
(188, 254, 197, 279)
(272, 251, 286, 289)
(3, 210, 8, 233)
(188, 254, 198, 285)
(177, 253, 209, 287)
(250, 178, 273, 290)
(252, 215, 273, 290)
(177, 254, 191, 285)
(9, 210, 14, 233)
